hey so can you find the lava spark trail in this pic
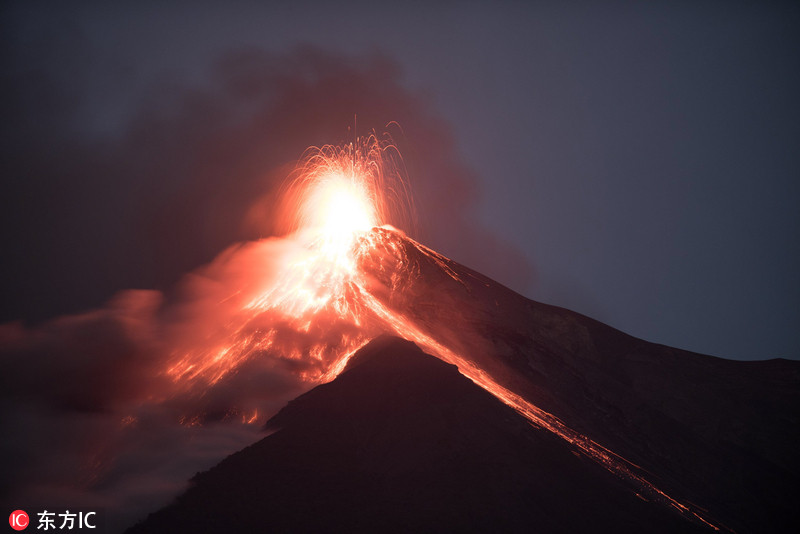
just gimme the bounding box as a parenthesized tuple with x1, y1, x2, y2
(349, 264, 723, 531)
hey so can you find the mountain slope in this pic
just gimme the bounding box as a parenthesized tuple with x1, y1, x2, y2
(127, 336, 707, 533)
(356, 227, 800, 532)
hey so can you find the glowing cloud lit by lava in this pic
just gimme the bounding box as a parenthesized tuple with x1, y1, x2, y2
(163, 134, 417, 395)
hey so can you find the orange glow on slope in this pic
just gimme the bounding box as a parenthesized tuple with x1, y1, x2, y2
(161, 136, 723, 531)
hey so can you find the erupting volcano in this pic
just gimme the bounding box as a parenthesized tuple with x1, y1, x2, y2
(121, 136, 799, 533)
(162, 136, 420, 388)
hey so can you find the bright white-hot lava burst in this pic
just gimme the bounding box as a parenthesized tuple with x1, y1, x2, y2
(163, 133, 722, 531)
(165, 136, 415, 388)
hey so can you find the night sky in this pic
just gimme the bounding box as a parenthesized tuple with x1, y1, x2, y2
(2, 1, 798, 360)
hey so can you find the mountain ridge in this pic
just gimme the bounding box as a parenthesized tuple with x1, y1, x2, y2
(127, 336, 707, 533)
(355, 227, 800, 532)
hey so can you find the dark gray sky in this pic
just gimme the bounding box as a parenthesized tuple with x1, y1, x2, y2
(2, 0, 798, 360)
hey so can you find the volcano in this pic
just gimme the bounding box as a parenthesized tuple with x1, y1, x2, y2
(127, 336, 706, 533)
(128, 227, 799, 533)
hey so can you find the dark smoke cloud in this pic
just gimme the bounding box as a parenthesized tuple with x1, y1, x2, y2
(1, 291, 163, 411)
(0, 238, 313, 531)
(1, 39, 532, 325)
(1, 27, 532, 531)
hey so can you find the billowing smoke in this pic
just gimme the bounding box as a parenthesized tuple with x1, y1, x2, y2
(0, 241, 294, 530)
(1, 43, 532, 324)
(0, 41, 532, 531)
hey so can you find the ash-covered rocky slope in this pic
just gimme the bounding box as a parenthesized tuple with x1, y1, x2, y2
(356, 227, 800, 532)
(128, 336, 707, 533)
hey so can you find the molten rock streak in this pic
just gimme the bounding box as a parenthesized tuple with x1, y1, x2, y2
(164, 137, 722, 531)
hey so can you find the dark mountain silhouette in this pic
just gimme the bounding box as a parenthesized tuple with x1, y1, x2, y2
(357, 227, 800, 532)
(127, 336, 708, 533)
(129, 227, 799, 533)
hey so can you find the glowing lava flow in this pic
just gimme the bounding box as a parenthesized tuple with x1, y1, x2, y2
(164, 136, 723, 531)
(165, 136, 414, 389)
(247, 145, 385, 320)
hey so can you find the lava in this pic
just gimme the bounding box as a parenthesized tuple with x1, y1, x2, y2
(164, 135, 414, 390)
(162, 135, 723, 531)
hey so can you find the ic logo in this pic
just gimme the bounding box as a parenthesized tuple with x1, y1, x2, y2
(9, 510, 29, 531)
